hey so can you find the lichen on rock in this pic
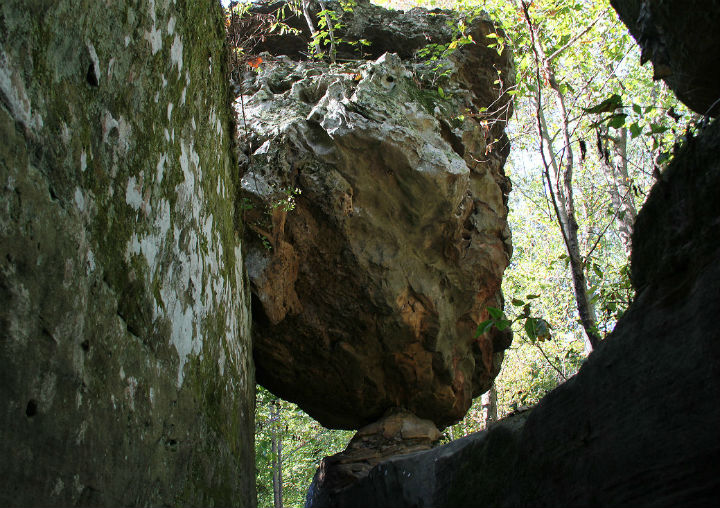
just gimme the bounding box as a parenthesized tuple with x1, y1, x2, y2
(237, 0, 515, 430)
(0, 0, 253, 505)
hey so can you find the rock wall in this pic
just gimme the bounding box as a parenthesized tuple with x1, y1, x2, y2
(610, 0, 720, 116)
(238, 0, 514, 431)
(0, 1, 254, 506)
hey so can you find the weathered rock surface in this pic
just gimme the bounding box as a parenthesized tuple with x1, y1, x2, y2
(306, 408, 531, 508)
(305, 116, 720, 508)
(308, 409, 441, 501)
(0, 1, 253, 506)
(610, 0, 720, 116)
(237, 1, 514, 429)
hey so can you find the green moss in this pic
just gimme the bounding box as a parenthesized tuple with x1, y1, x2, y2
(0, 0, 253, 505)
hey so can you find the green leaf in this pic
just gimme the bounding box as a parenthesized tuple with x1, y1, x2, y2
(474, 319, 494, 337)
(438, 86, 445, 98)
(524, 317, 537, 341)
(629, 122, 642, 138)
(656, 151, 671, 164)
(583, 93, 623, 114)
(650, 123, 669, 134)
(495, 319, 512, 331)
(536, 319, 551, 341)
(607, 113, 627, 128)
(593, 263, 603, 279)
(487, 306, 504, 320)
(632, 103, 642, 114)
(511, 298, 526, 307)
(526, 294, 540, 299)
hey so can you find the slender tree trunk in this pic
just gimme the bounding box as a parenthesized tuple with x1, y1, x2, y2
(270, 400, 283, 508)
(317, 0, 336, 63)
(521, 0, 601, 351)
(276, 436, 283, 508)
(301, 0, 317, 35)
(301, 0, 336, 63)
(597, 124, 637, 255)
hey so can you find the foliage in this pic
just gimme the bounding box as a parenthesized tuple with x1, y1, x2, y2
(224, 0, 371, 68)
(256, 386, 353, 508)
(379, 0, 695, 432)
(475, 295, 550, 343)
(271, 187, 303, 212)
(224, 1, 299, 81)
(307, 1, 373, 61)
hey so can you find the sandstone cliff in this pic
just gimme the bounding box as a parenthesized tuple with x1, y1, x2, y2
(308, 114, 720, 508)
(0, 1, 253, 506)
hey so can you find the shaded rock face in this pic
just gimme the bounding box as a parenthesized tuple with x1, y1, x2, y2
(0, 1, 253, 506)
(238, 1, 514, 429)
(308, 409, 441, 501)
(305, 113, 720, 508)
(307, 409, 531, 508)
(610, 0, 720, 116)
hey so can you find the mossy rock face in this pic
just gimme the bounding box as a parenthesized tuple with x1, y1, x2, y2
(0, 0, 253, 506)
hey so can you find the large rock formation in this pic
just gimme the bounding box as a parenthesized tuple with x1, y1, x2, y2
(0, 1, 254, 506)
(306, 1, 720, 506)
(308, 117, 720, 508)
(610, 0, 720, 116)
(237, 0, 514, 430)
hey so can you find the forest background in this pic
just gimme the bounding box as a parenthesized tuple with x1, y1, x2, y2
(222, 1, 698, 506)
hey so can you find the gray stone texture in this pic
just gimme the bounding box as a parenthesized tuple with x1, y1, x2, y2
(0, 0, 254, 506)
(237, 0, 514, 430)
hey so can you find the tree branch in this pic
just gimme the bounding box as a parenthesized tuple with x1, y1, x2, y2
(520, 0, 601, 350)
(545, 10, 605, 63)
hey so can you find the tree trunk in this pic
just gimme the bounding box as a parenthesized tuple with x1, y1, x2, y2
(597, 124, 637, 255)
(317, 0, 336, 63)
(521, 0, 601, 351)
(270, 400, 283, 508)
